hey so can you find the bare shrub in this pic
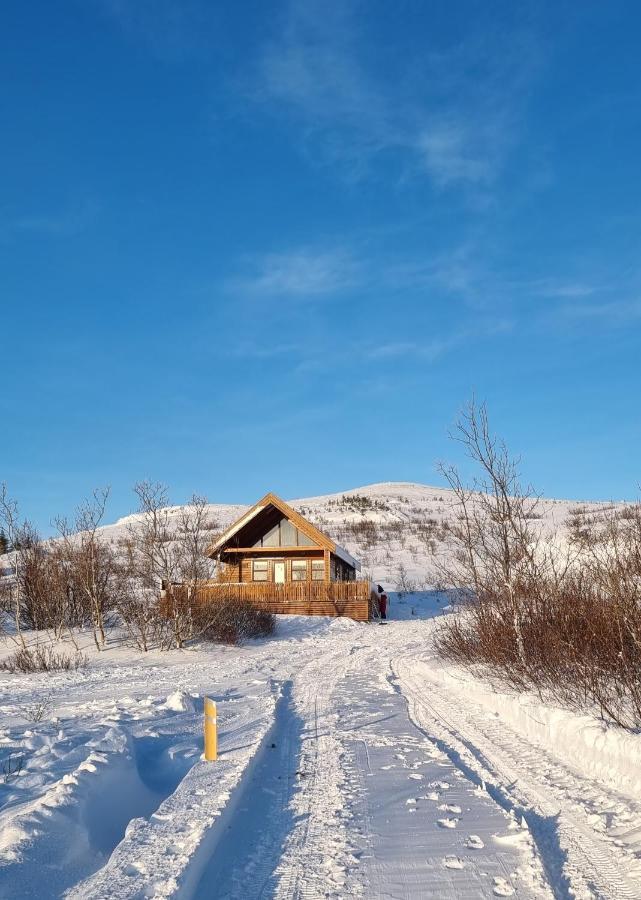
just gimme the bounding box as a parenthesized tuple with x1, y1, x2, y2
(435, 401, 641, 730)
(122, 483, 216, 649)
(198, 598, 275, 645)
(394, 562, 416, 596)
(0, 486, 98, 643)
(24, 696, 52, 723)
(436, 400, 556, 670)
(55, 488, 123, 650)
(116, 595, 170, 652)
(0, 646, 88, 673)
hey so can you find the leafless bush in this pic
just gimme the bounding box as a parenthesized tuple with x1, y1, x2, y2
(394, 562, 417, 596)
(55, 488, 124, 649)
(122, 483, 216, 649)
(116, 595, 170, 651)
(0, 646, 89, 673)
(5, 523, 70, 634)
(198, 598, 275, 645)
(435, 400, 641, 730)
(25, 697, 52, 723)
(0, 485, 115, 645)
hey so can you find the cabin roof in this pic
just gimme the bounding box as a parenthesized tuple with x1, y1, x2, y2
(206, 492, 360, 571)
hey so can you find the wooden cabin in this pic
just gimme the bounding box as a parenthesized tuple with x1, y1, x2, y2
(199, 492, 376, 621)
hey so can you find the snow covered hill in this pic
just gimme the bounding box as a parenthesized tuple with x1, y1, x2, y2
(99, 481, 623, 587)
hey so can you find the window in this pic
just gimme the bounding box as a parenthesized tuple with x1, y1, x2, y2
(252, 516, 318, 548)
(280, 519, 297, 546)
(261, 523, 280, 547)
(252, 560, 269, 582)
(311, 559, 325, 581)
(291, 560, 308, 581)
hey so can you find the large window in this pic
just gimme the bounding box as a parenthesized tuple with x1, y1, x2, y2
(311, 559, 325, 581)
(291, 560, 308, 581)
(252, 560, 269, 582)
(253, 517, 317, 548)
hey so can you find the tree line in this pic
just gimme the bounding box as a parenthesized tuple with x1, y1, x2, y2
(0, 481, 273, 662)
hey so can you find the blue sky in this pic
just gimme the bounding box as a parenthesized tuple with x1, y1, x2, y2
(2, 0, 641, 531)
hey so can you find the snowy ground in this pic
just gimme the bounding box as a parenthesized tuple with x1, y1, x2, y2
(1, 595, 640, 899)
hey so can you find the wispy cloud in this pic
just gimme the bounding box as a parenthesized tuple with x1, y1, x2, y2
(560, 298, 641, 322)
(228, 248, 361, 298)
(250, 0, 541, 190)
(366, 319, 513, 362)
(511, 277, 600, 300)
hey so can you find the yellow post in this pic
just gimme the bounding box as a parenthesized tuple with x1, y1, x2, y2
(204, 697, 217, 761)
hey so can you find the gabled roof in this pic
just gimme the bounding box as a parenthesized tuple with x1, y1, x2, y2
(206, 492, 360, 570)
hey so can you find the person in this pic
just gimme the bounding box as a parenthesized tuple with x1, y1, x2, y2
(377, 584, 388, 620)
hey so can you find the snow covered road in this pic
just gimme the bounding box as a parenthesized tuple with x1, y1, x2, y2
(2, 596, 641, 898)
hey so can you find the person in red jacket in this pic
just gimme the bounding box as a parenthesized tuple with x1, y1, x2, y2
(377, 584, 388, 620)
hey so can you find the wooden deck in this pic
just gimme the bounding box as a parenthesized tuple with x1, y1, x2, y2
(195, 579, 378, 621)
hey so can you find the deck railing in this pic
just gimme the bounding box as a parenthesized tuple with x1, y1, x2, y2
(194, 579, 378, 621)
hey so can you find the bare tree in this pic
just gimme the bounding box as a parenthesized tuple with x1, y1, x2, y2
(55, 488, 119, 650)
(436, 400, 549, 669)
(0, 484, 26, 647)
(122, 482, 216, 649)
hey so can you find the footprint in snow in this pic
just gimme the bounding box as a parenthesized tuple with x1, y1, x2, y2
(493, 876, 515, 896)
(422, 791, 440, 801)
(443, 856, 465, 870)
(465, 834, 484, 849)
(430, 780, 450, 790)
(437, 817, 458, 829)
(438, 803, 462, 814)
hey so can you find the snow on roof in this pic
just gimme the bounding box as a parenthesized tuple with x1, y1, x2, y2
(334, 543, 361, 571)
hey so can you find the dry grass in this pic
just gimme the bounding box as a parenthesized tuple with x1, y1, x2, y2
(0, 646, 89, 674)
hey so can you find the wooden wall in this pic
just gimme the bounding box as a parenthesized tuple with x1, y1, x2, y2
(217, 550, 353, 585)
(196, 580, 376, 622)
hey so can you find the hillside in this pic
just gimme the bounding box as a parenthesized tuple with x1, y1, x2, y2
(100, 481, 621, 587)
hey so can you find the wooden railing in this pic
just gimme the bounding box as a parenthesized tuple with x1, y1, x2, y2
(194, 579, 377, 621)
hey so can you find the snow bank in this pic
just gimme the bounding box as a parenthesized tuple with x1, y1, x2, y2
(68, 683, 279, 899)
(422, 661, 641, 800)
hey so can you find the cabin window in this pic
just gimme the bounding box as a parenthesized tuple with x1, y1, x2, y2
(291, 560, 308, 581)
(280, 519, 297, 546)
(261, 523, 280, 547)
(311, 559, 325, 581)
(252, 516, 318, 548)
(252, 560, 269, 581)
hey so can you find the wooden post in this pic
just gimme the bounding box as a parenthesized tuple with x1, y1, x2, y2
(204, 697, 217, 761)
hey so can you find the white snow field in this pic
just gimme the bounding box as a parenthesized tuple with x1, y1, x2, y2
(1, 483, 640, 899)
(2, 594, 641, 899)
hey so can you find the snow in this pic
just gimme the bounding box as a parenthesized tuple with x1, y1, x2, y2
(1, 482, 640, 898)
(81, 479, 630, 589)
(1, 592, 640, 898)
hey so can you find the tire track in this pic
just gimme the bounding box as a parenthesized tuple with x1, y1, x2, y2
(393, 656, 639, 900)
